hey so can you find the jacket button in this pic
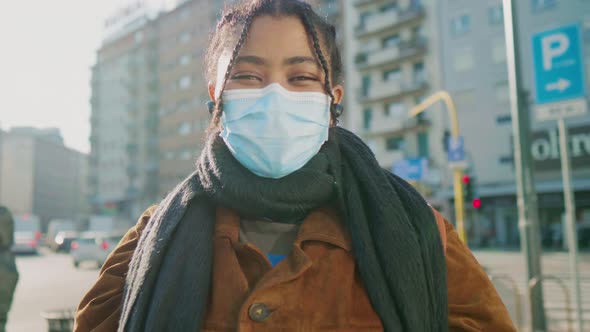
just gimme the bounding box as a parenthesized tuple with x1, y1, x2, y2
(248, 303, 270, 322)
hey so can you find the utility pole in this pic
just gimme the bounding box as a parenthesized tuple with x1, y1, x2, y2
(409, 91, 467, 244)
(502, 0, 547, 330)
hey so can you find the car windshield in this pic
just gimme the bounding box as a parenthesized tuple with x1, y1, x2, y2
(14, 218, 40, 232)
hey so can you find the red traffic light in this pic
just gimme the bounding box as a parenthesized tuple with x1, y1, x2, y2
(472, 198, 482, 209)
(462, 175, 471, 185)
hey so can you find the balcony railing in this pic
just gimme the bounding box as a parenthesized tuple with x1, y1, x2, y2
(355, 38, 427, 70)
(357, 79, 429, 104)
(355, 5, 425, 37)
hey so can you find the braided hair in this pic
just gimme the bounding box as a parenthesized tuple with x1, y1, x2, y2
(204, 0, 343, 128)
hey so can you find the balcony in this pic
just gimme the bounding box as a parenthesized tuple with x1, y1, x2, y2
(354, 0, 389, 7)
(126, 143, 139, 155)
(355, 5, 425, 38)
(358, 79, 429, 104)
(355, 38, 427, 71)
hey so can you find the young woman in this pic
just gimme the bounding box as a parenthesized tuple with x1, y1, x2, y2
(75, 1, 516, 331)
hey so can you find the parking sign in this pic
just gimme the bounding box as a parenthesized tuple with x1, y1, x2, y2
(532, 24, 587, 120)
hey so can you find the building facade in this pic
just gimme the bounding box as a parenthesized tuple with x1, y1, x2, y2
(157, 0, 222, 197)
(89, 7, 160, 220)
(438, 0, 590, 247)
(342, 0, 449, 208)
(0, 128, 88, 230)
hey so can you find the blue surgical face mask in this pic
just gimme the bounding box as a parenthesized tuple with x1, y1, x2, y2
(220, 83, 330, 179)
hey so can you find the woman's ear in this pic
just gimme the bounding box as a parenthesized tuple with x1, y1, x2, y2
(332, 84, 344, 104)
(208, 83, 216, 101)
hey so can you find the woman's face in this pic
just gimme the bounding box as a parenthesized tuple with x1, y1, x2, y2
(208, 16, 343, 104)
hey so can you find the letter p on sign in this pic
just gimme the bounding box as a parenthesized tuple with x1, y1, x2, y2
(542, 33, 570, 71)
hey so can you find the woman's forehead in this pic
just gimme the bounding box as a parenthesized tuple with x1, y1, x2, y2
(235, 16, 317, 62)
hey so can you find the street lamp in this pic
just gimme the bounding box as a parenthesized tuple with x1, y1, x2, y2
(409, 90, 467, 244)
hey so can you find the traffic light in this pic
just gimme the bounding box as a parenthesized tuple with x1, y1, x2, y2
(462, 174, 481, 209)
(472, 198, 482, 209)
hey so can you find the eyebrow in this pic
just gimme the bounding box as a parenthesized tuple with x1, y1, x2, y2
(234, 55, 319, 67)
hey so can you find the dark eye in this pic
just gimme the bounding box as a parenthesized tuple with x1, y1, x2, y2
(289, 75, 319, 82)
(231, 74, 261, 81)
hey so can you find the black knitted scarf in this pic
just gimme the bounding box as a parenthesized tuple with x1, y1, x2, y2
(119, 127, 448, 331)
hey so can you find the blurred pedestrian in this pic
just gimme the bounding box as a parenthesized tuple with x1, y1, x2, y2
(0, 206, 18, 332)
(75, 1, 516, 331)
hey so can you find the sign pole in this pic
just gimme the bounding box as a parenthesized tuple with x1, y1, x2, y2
(557, 118, 584, 332)
(503, 0, 547, 330)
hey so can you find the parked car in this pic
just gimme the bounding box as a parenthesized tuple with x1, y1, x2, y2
(12, 214, 41, 255)
(46, 219, 75, 251)
(70, 232, 124, 268)
(52, 231, 79, 253)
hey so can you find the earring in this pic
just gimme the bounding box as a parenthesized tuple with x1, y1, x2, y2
(332, 103, 344, 117)
(206, 100, 215, 114)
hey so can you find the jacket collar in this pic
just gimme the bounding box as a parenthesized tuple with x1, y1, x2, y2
(214, 206, 352, 252)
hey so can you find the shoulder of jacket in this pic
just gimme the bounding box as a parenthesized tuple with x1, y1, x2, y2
(135, 204, 159, 234)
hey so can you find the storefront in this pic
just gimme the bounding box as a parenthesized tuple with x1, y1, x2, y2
(452, 123, 590, 249)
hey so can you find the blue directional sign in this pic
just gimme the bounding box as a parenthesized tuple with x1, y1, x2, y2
(392, 158, 428, 181)
(447, 136, 465, 163)
(532, 24, 586, 105)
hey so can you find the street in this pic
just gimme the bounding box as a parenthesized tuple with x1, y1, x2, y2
(6, 248, 99, 332)
(4, 249, 590, 332)
(476, 251, 590, 331)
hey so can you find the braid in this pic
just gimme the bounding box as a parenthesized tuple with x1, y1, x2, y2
(299, 10, 340, 119)
(211, 13, 254, 126)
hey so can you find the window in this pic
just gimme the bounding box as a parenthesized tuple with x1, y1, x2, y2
(496, 114, 512, 124)
(488, 5, 503, 25)
(179, 55, 191, 66)
(413, 62, 425, 83)
(385, 102, 405, 117)
(359, 12, 372, 28)
(531, 0, 556, 11)
(495, 82, 510, 104)
(363, 108, 372, 130)
(453, 46, 474, 72)
(450, 14, 471, 36)
(499, 156, 514, 165)
(383, 68, 401, 82)
(179, 76, 192, 89)
(492, 38, 507, 64)
(383, 34, 400, 48)
(179, 31, 191, 43)
(412, 26, 425, 40)
(379, 3, 398, 13)
(178, 123, 191, 135)
(418, 133, 429, 158)
(362, 75, 371, 96)
(386, 137, 405, 151)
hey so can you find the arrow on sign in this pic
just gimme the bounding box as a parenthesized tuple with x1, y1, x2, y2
(545, 78, 571, 92)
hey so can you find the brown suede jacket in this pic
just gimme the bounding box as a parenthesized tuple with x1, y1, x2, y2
(75, 206, 516, 331)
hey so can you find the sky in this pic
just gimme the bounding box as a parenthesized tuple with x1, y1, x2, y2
(0, 1, 173, 154)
